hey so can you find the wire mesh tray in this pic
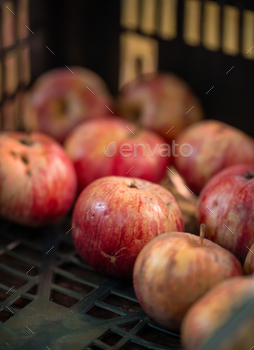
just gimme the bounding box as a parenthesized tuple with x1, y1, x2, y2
(0, 214, 186, 350)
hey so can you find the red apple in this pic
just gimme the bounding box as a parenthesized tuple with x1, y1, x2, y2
(64, 117, 170, 193)
(0, 132, 77, 227)
(24, 67, 114, 143)
(181, 276, 254, 350)
(119, 72, 203, 141)
(173, 120, 254, 195)
(133, 225, 242, 331)
(71, 176, 184, 278)
(197, 164, 254, 263)
(243, 243, 254, 275)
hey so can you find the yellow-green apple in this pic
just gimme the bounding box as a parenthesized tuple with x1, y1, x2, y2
(64, 117, 171, 193)
(197, 164, 254, 263)
(0, 132, 77, 227)
(243, 242, 254, 275)
(118, 72, 203, 141)
(71, 176, 184, 278)
(173, 120, 254, 195)
(133, 225, 242, 331)
(25, 67, 114, 143)
(181, 276, 254, 350)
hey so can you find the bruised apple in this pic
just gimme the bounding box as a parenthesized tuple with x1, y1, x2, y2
(119, 72, 203, 141)
(197, 164, 254, 263)
(181, 276, 254, 350)
(174, 120, 254, 195)
(133, 225, 242, 331)
(25, 67, 114, 143)
(72, 176, 184, 278)
(65, 117, 170, 193)
(0, 132, 77, 227)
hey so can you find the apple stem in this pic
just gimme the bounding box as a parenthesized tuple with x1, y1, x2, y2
(200, 223, 206, 245)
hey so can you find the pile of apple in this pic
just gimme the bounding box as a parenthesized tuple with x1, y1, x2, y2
(1, 67, 254, 349)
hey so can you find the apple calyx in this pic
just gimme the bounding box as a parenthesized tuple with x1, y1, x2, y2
(243, 171, 254, 180)
(200, 223, 206, 245)
(55, 98, 68, 115)
(128, 183, 138, 189)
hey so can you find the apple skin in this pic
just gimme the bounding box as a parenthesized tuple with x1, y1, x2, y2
(0, 132, 77, 227)
(64, 117, 170, 193)
(197, 164, 254, 263)
(119, 72, 203, 141)
(181, 276, 254, 350)
(133, 231, 242, 332)
(243, 242, 254, 275)
(25, 67, 114, 143)
(71, 176, 184, 278)
(173, 120, 254, 195)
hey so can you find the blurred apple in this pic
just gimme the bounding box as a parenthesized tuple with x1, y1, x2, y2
(197, 164, 254, 263)
(174, 120, 254, 195)
(181, 276, 254, 350)
(72, 176, 184, 278)
(64, 117, 170, 193)
(119, 72, 203, 141)
(133, 225, 242, 331)
(0, 132, 77, 227)
(243, 242, 254, 275)
(25, 66, 114, 143)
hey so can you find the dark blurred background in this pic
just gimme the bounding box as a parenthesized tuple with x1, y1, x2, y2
(1, 0, 254, 135)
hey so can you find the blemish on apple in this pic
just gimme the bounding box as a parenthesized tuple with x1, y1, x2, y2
(10, 151, 17, 158)
(19, 138, 34, 146)
(21, 154, 29, 164)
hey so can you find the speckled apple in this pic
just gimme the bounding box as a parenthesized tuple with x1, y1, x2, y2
(173, 120, 254, 195)
(133, 229, 242, 331)
(119, 72, 203, 141)
(181, 276, 254, 350)
(65, 117, 170, 193)
(0, 132, 77, 227)
(25, 67, 114, 143)
(197, 164, 254, 263)
(71, 176, 184, 278)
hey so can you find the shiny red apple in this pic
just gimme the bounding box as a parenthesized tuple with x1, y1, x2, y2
(119, 72, 203, 141)
(0, 132, 77, 227)
(64, 117, 170, 193)
(174, 120, 254, 195)
(197, 164, 254, 263)
(72, 176, 184, 278)
(181, 276, 254, 350)
(25, 66, 114, 143)
(133, 225, 242, 331)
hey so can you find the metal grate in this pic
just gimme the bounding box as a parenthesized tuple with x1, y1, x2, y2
(0, 216, 183, 350)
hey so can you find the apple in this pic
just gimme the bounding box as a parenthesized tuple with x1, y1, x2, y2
(64, 117, 171, 193)
(243, 242, 254, 275)
(133, 224, 242, 332)
(173, 120, 254, 195)
(118, 72, 203, 141)
(24, 66, 114, 143)
(197, 164, 254, 263)
(71, 176, 184, 278)
(0, 132, 77, 227)
(181, 276, 254, 350)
